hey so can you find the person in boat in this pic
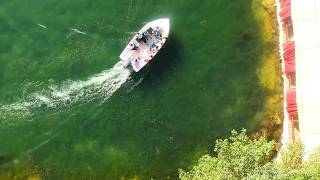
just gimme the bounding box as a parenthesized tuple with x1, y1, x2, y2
(136, 32, 147, 43)
(129, 42, 139, 50)
(134, 57, 141, 63)
(150, 43, 159, 50)
(146, 27, 153, 34)
(154, 26, 162, 39)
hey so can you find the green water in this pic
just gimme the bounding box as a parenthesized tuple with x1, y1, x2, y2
(0, 0, 278, 179)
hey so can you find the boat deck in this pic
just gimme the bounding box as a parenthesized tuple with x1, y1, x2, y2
(120, 19, 169, 72)
(132, 35, 157, 67)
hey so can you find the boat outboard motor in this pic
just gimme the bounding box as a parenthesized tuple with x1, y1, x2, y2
(122, 59, 131, 68)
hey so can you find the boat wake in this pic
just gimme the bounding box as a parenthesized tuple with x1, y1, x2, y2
(0, 61, 132, 124)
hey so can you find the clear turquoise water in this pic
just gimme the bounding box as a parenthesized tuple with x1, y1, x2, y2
(0, 0, 271, 179)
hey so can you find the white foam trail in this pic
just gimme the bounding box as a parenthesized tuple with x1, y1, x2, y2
(26, 133, 59, 154)
(0, 61, 132, 115)
(69, 28, 87, 35)
(126, 77, 144, 93)
(37, 23, 47, 29)
(34, 61, 131, 107)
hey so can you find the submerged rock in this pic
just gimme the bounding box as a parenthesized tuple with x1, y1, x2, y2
(0, 153, 9, 164)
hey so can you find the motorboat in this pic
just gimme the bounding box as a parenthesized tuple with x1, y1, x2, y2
(120, 19, 170, 72)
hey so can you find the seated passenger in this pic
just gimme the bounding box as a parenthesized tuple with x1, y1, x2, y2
(136, 32, 148, 43)
(130, 43, 139, 50)
(147, 27, 153, 34)
(153, 28, 162, 39)
(150, 43, 158, 49)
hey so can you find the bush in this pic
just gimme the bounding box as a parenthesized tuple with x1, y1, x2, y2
(179, 129, 275, 179)
(179, 130, 320, 180)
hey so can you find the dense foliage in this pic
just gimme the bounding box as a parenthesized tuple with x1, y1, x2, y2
(179, 130, 320, 180)
(179, 130, 274, 179)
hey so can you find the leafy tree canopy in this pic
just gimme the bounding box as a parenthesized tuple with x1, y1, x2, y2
(179, 130, 320, 180)
(179, 129, 275, 180)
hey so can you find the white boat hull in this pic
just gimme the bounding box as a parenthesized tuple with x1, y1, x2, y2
(119, 19, 170, 72)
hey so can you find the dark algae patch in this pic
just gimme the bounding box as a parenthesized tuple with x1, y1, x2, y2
(0, 0, 282, 179)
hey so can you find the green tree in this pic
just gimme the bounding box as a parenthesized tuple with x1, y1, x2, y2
(179, 130, 320, 180)
(276, 145, 320, 180)
(179, 129, 275, 180)
(278, 141, 304, 170)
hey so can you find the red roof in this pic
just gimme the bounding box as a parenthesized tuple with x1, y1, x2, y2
(279, 0, 291, 22)
(283, 41, 295, 74)
(286, 88, 297, 115)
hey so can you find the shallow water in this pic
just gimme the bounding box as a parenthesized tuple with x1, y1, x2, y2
(0, 0, 277, 179)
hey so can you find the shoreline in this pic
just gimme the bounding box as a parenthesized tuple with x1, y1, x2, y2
(274, 0, 293, 160)
(249, 0, 284, 150)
